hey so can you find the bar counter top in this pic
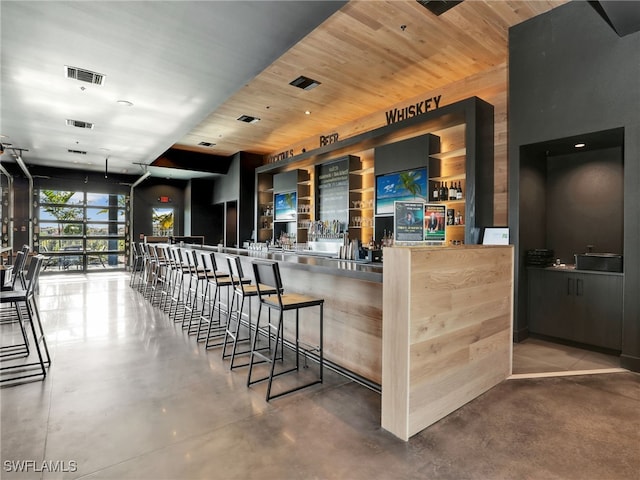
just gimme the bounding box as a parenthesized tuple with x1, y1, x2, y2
(197, 245, 383, 283)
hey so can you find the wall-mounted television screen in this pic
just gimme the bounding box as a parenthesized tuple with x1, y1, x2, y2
(375, 167, 428, 215)
(274, 191, 297, 221)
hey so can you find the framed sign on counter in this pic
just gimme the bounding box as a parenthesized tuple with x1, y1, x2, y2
(424, 204, 446, 243)
(394, 201, 426, 243)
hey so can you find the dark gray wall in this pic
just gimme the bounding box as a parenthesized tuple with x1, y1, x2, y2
(212, 152, 261, 246)
(133, 180, 186, 242)
(188, 177, 218, 244)
(546, 147, 623, 263)
(273, 170, 298, 193)
(509, 1, 640, 370)
(374, 134, 435, 176)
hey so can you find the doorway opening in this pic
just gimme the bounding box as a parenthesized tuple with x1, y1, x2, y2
(514, 127, 625, 375)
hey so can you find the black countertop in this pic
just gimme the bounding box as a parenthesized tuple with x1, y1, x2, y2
(198, 245, 383, 283)
(527, 265, 624, 276)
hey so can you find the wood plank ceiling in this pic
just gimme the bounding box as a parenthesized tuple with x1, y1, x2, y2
(176, 0, 567, 160)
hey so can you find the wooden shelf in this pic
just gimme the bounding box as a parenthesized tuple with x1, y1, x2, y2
(350, 166, 374, 175)
(429, 147, 466, 160)
(431, 174, 466, 182)
(350, 187, 374, 193)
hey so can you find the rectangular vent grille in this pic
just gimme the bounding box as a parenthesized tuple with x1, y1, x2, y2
(198, 141, 216, 147)
(289, 75, 321, 91)
(237, 115, 260, 124)
(68, 149, 87, 155)
(416, 0, 463, 16)
(66, 119, 94, 129)
(65, 66, 105, 85)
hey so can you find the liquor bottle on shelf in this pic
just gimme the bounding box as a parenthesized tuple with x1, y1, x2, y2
(456, 181, 463, 200)
(448, 182, 456, 200)
(440, 182, 448, 202)
(432, 182, 439, 201)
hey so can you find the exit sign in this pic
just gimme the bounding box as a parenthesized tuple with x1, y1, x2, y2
(158, 196, 171, 203)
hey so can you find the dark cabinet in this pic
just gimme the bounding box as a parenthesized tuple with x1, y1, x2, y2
(528, 268, 622, 350)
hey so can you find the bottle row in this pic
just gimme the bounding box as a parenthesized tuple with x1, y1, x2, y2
(431, 181, 464, 202)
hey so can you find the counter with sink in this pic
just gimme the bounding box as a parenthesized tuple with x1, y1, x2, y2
(527, 262, 623, 350)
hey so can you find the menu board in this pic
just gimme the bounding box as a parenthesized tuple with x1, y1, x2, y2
(424, 203, 446, 243)
(317, 158, 349, 225)
(394, 201, 426, 242)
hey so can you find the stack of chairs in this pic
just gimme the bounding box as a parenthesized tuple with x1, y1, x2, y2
(1, 254, 51, 385)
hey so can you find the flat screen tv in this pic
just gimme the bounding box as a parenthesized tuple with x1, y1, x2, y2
(274, 191, 297, 221)
(375, 167, 428, 215)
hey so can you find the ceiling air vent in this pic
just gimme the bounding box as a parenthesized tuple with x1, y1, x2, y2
(66, 119, 94, 129)
(65, 66, 105, 85)
(237, 115, 260, 124)
(289, 75, 321, 91)
(416, 0, 463, 16)
(198, 141, 216, 147)
(67, 149, 87, 155)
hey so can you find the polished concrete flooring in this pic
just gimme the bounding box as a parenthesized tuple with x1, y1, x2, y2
(1, 272, 639, 479)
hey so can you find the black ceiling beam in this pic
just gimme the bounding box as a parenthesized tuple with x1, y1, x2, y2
(151, 148, 233, 175)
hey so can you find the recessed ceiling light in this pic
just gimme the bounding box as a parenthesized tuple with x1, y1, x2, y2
(237, 115, 260, 124)
(289, 75, 321, 90)
(575, 143, 586, 148)
(305, 110, 311, 115)
(116, 100, 133, 107)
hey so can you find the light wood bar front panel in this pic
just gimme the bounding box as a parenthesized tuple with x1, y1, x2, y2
(228, 253, 383, 384)
(382, 245, 513, 441)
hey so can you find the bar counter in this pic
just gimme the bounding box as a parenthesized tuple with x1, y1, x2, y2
(201, 245, 383, 283)
(196, 245, 384, 385)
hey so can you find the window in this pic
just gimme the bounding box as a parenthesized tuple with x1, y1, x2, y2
(37, 190, 129, 272)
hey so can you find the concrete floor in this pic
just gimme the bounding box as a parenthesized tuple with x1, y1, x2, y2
(1, 272, 639, 480)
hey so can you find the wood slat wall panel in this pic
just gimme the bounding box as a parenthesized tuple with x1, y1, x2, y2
(226, 253, 384, 384)
(382, 245, 513, 440)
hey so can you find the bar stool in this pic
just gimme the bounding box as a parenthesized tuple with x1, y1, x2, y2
(167, 247, 190, 323)
(0, 255, 50, 384)
(1, 250, 26, 292)
(221, 255, 278, 369)
(149, 244, 168, 307)
(247, 260, 324, 401)
(129, 242, 145, 288)
(198, 252, 249, 348)
(182, 249, 212, 334)
(0, 251, 29, 359)
(138, 243, 154, 298)
(154, 244, 173, 313)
